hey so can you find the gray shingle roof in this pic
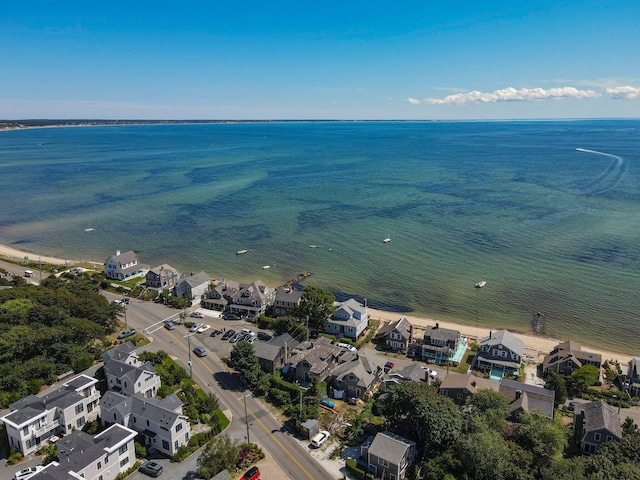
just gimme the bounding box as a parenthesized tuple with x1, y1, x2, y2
(368, 431, 415, 464)
(480, 329, 524, 356)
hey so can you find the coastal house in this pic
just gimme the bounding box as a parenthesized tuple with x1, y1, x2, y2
(104, 250, 148, 281)
(438, 373, 499, 406)
(286, 336, 342, 384)
(272, 286, 303, 317)
(0, 374, 100, 455)
(542, 340, 602, 376)
(574, 400, 622, 455)
(103, 347, 161, 399)
(173, 271, 212, 305)
(102, 341, 140, 366)
(100, 391, 190, 457)
(201, 279, 240, 311)
(362, 431, 416, 480)
(374, 316, 413, 352)
(326, 298, 369, 340)
(499, 378, 555, 419)
(145, 264, 180, 291)
(37, 424, 137, 480)
(421, 323, 461, 365)
(625, 357, 640, 396)
(254, 342, 286, 374)
(230, 280, 276, 318)
(473, 329, 524, 379)
(328, 353, 384, 401)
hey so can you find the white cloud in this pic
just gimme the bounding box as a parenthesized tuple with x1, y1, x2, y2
(407, 86, 601, 105)
(606, 86, 640, 99)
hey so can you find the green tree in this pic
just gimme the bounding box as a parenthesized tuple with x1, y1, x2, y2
(227, 341, 263, 388)
(382, 382, 463, 454)
(544, 370, 568, 406)
(197, 434, 239, 479)
(515, 412, 568, 470)
(292, 286, 336, 335)
(465, 388, 511, 433)
(568, 365, 600, 395)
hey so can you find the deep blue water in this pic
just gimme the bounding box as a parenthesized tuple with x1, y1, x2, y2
(1, 120, 639, 353)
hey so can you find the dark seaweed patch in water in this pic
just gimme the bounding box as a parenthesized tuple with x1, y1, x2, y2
(464, 231, 508, 253)
(209, 224, 271, 242)
(376, 202, 426, 219)
(94, 193, 124, 204)
(10, 239, 32, 245)
(575, 246, 621, 264)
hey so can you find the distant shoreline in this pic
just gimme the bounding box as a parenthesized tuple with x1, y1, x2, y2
(0, 241, 632, 367)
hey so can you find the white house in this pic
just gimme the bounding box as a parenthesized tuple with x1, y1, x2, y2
(104, 250, 148, 281)
(326, 298, 369, 340)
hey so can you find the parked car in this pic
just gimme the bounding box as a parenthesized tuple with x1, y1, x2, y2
(189, 311, 204, 319)
(241, 466, 260, 480)
(164, 322, 176, 330)
(384, 361, 394, 370)
(338, 342, 357, 352)
(139, 461, 163, 477)
(117, 329, 136, 339)
(122, 298, 131, 305)
(196, 324, 211, 334)
(230, 333, 243, 343)
(222, 313, 239, 320)
(14, 466, 45, 480)
(189, 322, 204, 333)
(210, 329, 222, 337)
(222, 329, 235, 340)
(422, 367, 438, 379)
(193, 346, 207, 357)
(257, 332, 272, 341)
(310, 430, 331, 448)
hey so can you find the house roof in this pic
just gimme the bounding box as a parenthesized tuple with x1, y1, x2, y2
(499, 379, 555, 418)
(102, 341, 138, 365)
(330, 353, 382, 389)
(104, 358, 157, 385)
(178, 271, 211, 288)
(100, 391, 186, 426)
(107, 250, 138, 265)
(289, 337, 342, 374)
(368, 431, 415, 464)
(331, 298, 367, 324)
(268, 333, 300, 349)
(480, 329, 524, 356)
(542, 340, 602, 371)
(397, 363, 428, 382)
(375, 317, 412, 341)
(424, 324, 460, 343)
(2, 374, 97, 427)
(149, 264, 178, 275)
(275, 287, 303, 303)
(253, 342, 282, 362)
(576, 400, 622, 439)
(438, 373, 499, 393)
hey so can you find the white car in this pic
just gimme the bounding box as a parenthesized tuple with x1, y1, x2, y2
(189, 311, 204, 319)
(310, 430, 331, 448)
(422, 367, 438, 379)
(197, 324, 211, 334)
(337, 342, 357, 352)
(189, 322, 204, 332)
(14, 466, 45, 480)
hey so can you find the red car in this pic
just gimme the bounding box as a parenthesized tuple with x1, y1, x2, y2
(242, 466, 260, 480)
(384, 361, 394, 370)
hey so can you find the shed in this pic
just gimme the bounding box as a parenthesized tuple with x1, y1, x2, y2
(300, 419, 319, 440)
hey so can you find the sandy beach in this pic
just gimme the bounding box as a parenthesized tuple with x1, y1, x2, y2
(0, 242, 632, 366)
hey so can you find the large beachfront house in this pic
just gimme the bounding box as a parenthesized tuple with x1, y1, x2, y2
(145, 264, 180, 291)
(473, 329, 524, 379)
(374, 317, 413, 352)
(421, 323, 461, 365)
(173, 271, 212, 305)
(104, 250, 148, 281)
(201, 279, 240, 311)
(0, 374, 100, 456)
(326, 298, 369, 340)
(272, 286, 303, 317)
(542, 340, 602, 376)
(229, 280, 276, 318)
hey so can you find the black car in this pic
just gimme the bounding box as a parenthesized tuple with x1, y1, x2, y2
(257, 332, 272, 341)
(222, 329, 235, 340)
(222, 313, 239, 320)
(209, 329, 222, 337)
(139, 461, 163, 477)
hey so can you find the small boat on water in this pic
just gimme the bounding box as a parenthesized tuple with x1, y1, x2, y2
(236, 250, 248, 255)
(309, 245, 318, 248)
(383, 237, 391, 243)
(84, 228, 95, 233)
(262, 265, 270, 269)
(475, 281, 487, 288)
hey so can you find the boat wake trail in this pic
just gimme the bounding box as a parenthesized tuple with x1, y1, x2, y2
(576, 148, 627, 195)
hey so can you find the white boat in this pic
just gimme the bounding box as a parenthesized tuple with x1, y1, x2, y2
(475, 281, 487, 288)
(309, 245, 318, 248)
(84, 228, 95, 232)
(262, 265, 270, 269)
(383, 237, 391, 243)
(236, 250, 248, 255)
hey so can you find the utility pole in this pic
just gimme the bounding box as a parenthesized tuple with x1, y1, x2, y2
(184, 333, 195, 378)
(244, 395, 251, 444)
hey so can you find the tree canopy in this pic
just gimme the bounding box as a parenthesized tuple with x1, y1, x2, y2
(292, 285, 336, 334)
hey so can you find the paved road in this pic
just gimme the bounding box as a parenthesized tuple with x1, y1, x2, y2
(105, 293, 333, 480)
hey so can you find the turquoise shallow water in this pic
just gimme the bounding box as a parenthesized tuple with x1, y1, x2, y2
(1, 120, 639, 354)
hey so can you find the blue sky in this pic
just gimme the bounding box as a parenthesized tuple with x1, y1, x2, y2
(1, 1, 639, 120)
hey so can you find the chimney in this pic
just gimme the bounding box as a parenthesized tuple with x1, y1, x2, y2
(116, 250, 121, 256)
(471, 381, 477, 387)
(364, 298, 367, 307)
(515, 390, 522, 399)
(489, 330, 492, 339)
(435, 322, 439, 329)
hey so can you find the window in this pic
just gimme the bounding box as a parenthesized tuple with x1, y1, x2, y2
(76, 417, 85, 428)
(118, 444, 128, 455)
(174, 440, 179, 450)
(97, 462, 102, 470)
(176, 423, 182, 432)
(87, 403, 94, 413)
(162, 440, 170, 451)
(378, 458, 389, 467)
(119, 458, 129, 468)
(594, 433, 601, 441)
(456, 393, 463, 399)
(606, 435, 612, 442)
(75, 404, 84, 414)
(22, 426, 29, 435)
(441, 390, 448, 395)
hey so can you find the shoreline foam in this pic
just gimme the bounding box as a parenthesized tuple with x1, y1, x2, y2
(0, 242, 632, 365)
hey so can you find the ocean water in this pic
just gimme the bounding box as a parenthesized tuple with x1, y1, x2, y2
(1, 120, 640, 354)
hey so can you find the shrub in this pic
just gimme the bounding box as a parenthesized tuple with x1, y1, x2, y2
(346, 458, 367, 479)
(7, 450, 24, 465)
